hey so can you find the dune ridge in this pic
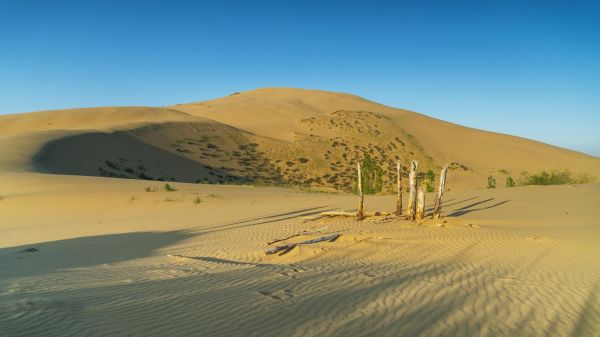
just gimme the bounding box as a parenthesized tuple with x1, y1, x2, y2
(0, 88, 598, 191)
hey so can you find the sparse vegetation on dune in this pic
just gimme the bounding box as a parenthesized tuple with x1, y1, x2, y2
(519, 169, 594, 186)
(163, 183, 177, 191)
(487, 175, 496, 189)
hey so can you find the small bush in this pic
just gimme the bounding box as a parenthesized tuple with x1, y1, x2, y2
(145, 187, 157, 192)
(425, 169, 436, 192)
(194, 197, 202, 204)
(519, 170, 594, 185)
(506, 176, 515, 187)
(487, 175, 496, 189)
(163, 183, 177, 192)
(355, 153, 383, 194)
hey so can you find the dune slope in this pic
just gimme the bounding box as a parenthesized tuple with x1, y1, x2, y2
(1, 88, 599, 190)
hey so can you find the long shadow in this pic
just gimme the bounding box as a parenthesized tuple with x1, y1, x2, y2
(425, 196, 480, 212)
(172, 255, 276, 268)
(448, 199, 510, 217)
(199, 207, 336, 234)
(569, 283, 600, 337)
(0, 231, 193, 279)
(201, 206, 328, 230)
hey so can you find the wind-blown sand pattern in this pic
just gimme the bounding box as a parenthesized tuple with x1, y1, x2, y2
(1, 88, 599, 336)
(1, 173, 599, 337)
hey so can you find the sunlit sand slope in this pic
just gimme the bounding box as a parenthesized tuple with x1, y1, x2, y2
(1, 173, 598, 337)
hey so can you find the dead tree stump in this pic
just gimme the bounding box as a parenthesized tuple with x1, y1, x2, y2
(432, 165, 448, 219)
(357, 162, 365, 221)
(406, 160, 418, 220)
(416, 187, 425, 220)
(396, 160, 402, 216)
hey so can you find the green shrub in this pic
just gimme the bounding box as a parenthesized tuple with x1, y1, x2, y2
(519, 170, 594, 185)
(145, 187, 156, 192)
(487, 175, 496, 189)
(194, 197, 202, 204)
(163, 183, 177, 192)
(506, 176, 515, 187)
(425, 169, 436, 192)
(355, 153, 383, 194)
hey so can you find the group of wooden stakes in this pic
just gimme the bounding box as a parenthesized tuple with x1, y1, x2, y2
(265, 160, 449, 255)
(356, 160, 449, 221)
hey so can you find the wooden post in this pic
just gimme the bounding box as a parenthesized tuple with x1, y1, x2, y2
(406, 160, 418, 220)
(416, 188, 425, 220)
(396, 160, 402, 216)
(432, 165, 448, 219)
(357, 162, 365, 221)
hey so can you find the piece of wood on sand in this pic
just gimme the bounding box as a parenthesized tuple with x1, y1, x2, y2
(432, 165, 449, 219)
(357, 162, 365, 221)
(396, 160, 402, 216)
(406, 160, 418, 220)
(416, 187, 425, 220)
(265, 233, 342, 255)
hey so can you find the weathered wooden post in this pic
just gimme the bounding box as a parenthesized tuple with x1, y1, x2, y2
(416, 188, 425, 220)
(432, 165, 448, 219)
(396, 160, 402, 216)
(357, 162, 365, 221)
(406, 160, 418, 220)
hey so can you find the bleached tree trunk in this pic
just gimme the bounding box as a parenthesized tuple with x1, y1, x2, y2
(406, 160, 418, 219)
(432, 165, 448, 219)
(416, 188, 425, 220)
(357, 162, 365, 221)
(396, 160, 402, 216)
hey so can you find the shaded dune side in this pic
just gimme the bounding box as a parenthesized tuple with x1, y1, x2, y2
(34, 121, 271, 184)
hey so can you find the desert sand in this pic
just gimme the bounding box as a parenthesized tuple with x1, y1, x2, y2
(1, 88, 599, 336)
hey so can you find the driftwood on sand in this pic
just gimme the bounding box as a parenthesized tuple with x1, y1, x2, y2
(302, 211, 390, 222)
(265, 233, 342, 255)
(267, 227, 327, 245)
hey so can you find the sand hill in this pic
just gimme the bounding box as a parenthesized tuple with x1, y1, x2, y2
(1, 88, 600, 337)
(1, 88, 598, 191)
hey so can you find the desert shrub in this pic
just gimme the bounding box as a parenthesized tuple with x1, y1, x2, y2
(298, 157, 309, 163)
(519, 170, 594, 185)
(145, 187, 156, 192)
(425, 169, 436, 192)
(355, 153, 383, 194)
(487, 175, 496, 189)
(163, 183, 177, 192)
(506, 176, 515, 187)
(194, 197, 202, 204)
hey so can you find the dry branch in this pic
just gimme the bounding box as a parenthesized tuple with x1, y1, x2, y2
(396, 160, 402, 216)
(407, 160, 418, 219)
(357, 162, 365, 221)
(432, 165, 448, 219)
(265, 233, 342, 255)
(267, 227, 328, 245)
(416, 187, 425, 220)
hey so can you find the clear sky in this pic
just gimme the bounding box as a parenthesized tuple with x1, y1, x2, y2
(1, 0, 599, 156)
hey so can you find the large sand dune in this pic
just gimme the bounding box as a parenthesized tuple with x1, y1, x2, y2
(1, 88, 598, 190)
(1, 88, 599, 336)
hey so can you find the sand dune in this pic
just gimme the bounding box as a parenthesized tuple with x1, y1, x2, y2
(1, 88, 599, 336)
(0, 88, 598, 191)
(1, 173, 599, 336)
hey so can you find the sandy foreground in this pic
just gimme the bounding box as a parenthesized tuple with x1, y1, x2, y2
(1, 173, 599, 337)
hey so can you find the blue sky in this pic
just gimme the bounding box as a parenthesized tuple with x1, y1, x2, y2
(1, 0, 599, 156)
